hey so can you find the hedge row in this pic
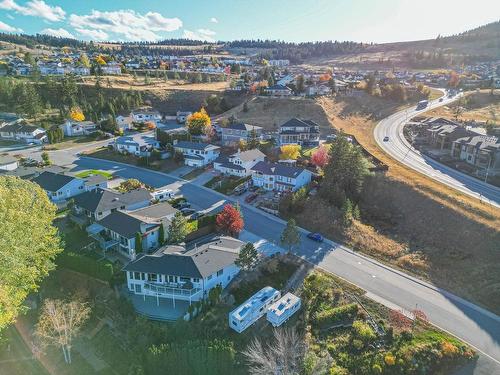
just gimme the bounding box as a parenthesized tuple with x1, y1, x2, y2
(314, 303, 359, 327)
(57, 252, 115, 282)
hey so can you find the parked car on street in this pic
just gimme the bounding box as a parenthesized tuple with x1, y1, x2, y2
(307, 232, 324, 242)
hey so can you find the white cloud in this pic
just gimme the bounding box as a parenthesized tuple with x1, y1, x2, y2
(0, 19, 22, 32)
(69, 9, 182, 41)
(0, 0, 65, 22)
(210, 17, 218, 23)
(183, 28, 216, 42)
(76, 28, 108, 41)
(6, 13, 14, 19)
(41, 27, 74, 39)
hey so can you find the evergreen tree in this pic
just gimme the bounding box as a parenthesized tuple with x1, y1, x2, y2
(235, 242, 259, 270)
(321, 134, 369, 207)
(341, 198, 354, 227)
(280, 219, 301, 252)
(158, 223, 165, 245)
(135, 233, 143, 254)
(168, 212, 189, 244)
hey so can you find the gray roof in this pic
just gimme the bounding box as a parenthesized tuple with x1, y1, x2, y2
(83, 174, 107, 186)
(267, 84, 291, 91)
(114, 135, 158, 148)
(231, 149, 265, 162)
(174, 140, 220, 151)
(73, 188, 152, 213)
(280, 118, 319, 130)
(0, 121, 41, 133)
(98, 211, 153, 238)
(124, 236, 243, 278)
(454, 135, 500, 151)
(128, 202, 177, 220)
(226, 123, 262, 132)
(251, 161, 309, 178)
(214, 155, 246, 170)
(32, 171, 77, 192)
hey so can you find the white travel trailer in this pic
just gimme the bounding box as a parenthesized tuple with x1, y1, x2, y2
(266, 292, 301, 327)
(152, 188, 175, 202)
(229, 287, 280, 333)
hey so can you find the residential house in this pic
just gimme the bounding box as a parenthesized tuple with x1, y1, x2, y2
(426, 124, 477, 150)
(220, 123, 263, 146)
(265, 84, 292, 97)
(73, 66, 90, 76)
(268, 59, 290, 67)
(0, 121, 48, 144)
(61, 119, 97, 137)
(305, 84, 331, 97)
(92, 202, 177, 259)
(112, 136, 160, 157)
(82, 174, 109, 191)
(452, 135, 500, 177)
(229, 287, 281, 333)
(0, 155, 18, 171)
(73, 187, 152, 222)
(101, 62, 122, 75)
(251, 161, 312, 192)
(32, 171, 85, 202)
(278, 118, 320, 146)
(266, 292, 301, 327)
(124, 236, 244, 305)
(116, 115, 134, 132)
(176, 111, 192, 124)
(173, 140, 220, 167)
(214, 149, 266, 177)
(131, 109, 162, 123)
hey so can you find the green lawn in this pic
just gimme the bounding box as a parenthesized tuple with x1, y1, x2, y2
(181, 168, 205, 180)
(0, 326, 48, 375)
(75, 169, 114, 180)
(42, 135, 101, 150)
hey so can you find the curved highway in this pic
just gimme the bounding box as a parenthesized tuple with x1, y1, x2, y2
(374, 91, 500, 208)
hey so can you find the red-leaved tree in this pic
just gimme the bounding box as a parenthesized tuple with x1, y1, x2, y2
(216, 204, 244, 237)
(310, 146, 329, 168)
(389, 309, 412, 331)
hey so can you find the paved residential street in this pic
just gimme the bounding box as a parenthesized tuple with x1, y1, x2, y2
(374, 91, 500, 208)
(32, 148, 499, 372)
(7, 125, 500, 373)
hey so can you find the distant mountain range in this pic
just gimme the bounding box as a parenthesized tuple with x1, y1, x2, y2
(1, 20, 499, 67)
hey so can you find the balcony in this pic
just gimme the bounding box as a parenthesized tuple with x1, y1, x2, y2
(143, 282, 202, 298)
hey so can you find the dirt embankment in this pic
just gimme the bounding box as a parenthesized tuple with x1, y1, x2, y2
(220, 96, 332, 134)
(312, 94, 500, 313)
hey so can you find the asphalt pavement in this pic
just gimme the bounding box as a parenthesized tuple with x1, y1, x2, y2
(374, 91, 500, 207)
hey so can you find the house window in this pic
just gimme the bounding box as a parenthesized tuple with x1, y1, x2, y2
(149, 274, 158, 282)
(207, 275, 213, 280)
(134, 272, 141, 280)
(180, 277, 190, 283)
(217, 269, 223, 277)
(134, 284, 142, 293)
(192, 278, 200, 283)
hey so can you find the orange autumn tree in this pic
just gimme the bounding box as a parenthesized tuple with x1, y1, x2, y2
(186, 108, 211, 136)
(280, 144, 301, 160)
(69, 107, 85, 122)
(216, 204, 244, 237)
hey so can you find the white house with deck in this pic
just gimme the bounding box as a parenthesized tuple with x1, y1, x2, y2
(251, 161, 312, 192)
(124, 237, 244, 306)
(214, 149, 266, 177)
(173, 140, 220, 167)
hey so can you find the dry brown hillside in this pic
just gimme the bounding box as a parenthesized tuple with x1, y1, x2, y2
(296, 95, 500, 313)
(220, 97, 332, 134)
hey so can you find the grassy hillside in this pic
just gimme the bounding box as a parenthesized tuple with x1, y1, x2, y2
(220, 97, 332, 134)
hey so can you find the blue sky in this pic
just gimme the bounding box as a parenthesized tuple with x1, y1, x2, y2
(0, 0, 499, 43)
